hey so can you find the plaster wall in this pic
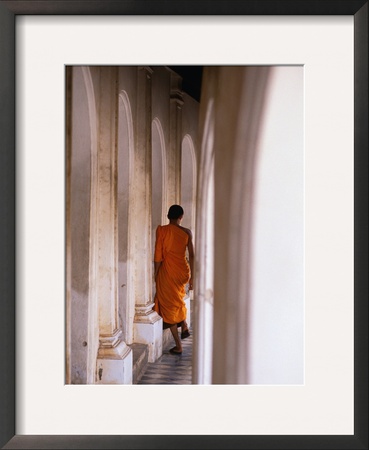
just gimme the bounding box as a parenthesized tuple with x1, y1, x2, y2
(249, 66, 304, 384)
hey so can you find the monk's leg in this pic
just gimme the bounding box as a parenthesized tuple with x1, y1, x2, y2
(179, 319, 190, 339)
(178, 320, 188, 331)
(169, 324, 182, 353)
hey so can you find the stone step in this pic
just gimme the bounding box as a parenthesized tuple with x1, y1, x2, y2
(130, 343, 149, 384)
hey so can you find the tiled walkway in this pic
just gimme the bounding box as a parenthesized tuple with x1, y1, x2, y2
(137, 329, 193, 385)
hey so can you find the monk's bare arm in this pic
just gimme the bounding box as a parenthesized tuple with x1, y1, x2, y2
(154, 261, 161, 280)
(186, 230, 195, 289)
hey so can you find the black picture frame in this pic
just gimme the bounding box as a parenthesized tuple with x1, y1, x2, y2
(0, 1, 367, 449)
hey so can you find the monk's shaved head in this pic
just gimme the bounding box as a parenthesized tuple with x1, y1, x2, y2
(167, 204, 184, 220)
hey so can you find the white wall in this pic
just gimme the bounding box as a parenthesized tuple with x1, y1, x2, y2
(249, 66, 304, 384)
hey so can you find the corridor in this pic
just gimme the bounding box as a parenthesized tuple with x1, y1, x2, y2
(137, 328, 193, 385)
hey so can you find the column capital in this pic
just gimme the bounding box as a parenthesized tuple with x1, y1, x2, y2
(139, 66, 154, 78)
(170, 90, 184, 107)
(170, 69, 184, 106)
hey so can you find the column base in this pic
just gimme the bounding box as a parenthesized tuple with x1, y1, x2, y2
(184, 294, 191, 328)
(134, 310, 163, 362)
(96, 332, 133, 384)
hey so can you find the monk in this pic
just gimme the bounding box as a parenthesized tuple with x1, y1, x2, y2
(154, 205, 194, 355)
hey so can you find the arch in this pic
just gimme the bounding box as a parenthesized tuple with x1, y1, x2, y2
(181, 134, 197, 232)
(118, 90, 135, 344)
(151, 118, 167, 299)
(151, 117, 167, 227)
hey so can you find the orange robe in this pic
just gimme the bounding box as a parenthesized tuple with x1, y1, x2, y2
(154, 224, 190, 325)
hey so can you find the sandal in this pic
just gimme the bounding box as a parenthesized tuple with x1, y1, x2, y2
(169, 347, 182, 355)
(181, 329, 190, 340)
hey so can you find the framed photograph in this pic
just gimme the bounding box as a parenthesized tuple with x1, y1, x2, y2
(1, 1, 367, 449)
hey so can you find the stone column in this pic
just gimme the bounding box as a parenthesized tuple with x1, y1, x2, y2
(133, 67, 162, 362)
(168, 72, 184, 206)
(96, 67, 132, 384)
(168, 73, 192, 332)
(211, 66, 271, 384)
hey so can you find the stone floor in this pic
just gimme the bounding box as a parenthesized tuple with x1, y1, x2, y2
(137, 328, 193, 385)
